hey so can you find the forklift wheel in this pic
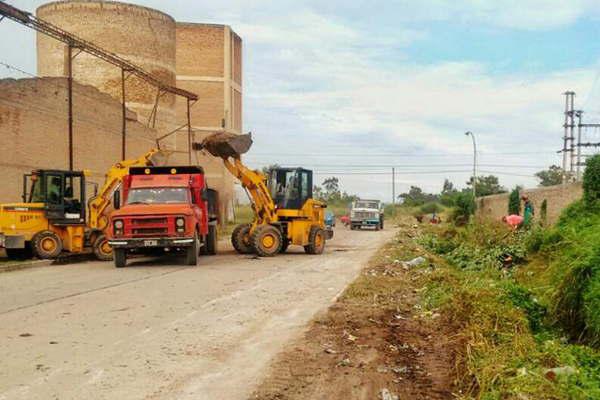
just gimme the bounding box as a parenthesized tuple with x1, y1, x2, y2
(251, 225, 282, 257)
(32, 231, 63, 259)
(304, 226, 326, 255)
(114, 248, 127, 268)
(93, 234, 113, 261)
(231, 224, 253, 254)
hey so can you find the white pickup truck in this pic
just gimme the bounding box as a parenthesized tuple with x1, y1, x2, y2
(350, 199, 384, 230)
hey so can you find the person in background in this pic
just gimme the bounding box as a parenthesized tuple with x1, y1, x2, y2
(522, 195, 534, 227)
(502, 214, 523, 230)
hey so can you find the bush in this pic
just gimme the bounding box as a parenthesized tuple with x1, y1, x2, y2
(508, 187, 521, 215)
(540, 199, 548, 226)
(420, 202, 442, 214)
(450, 192, 475, 225)
(583, 154, 600, 205)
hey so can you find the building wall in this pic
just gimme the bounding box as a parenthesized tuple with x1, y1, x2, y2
(175, 23, 244, 222)
(476, 183, 583, 225)
(0, 77, 157, 202)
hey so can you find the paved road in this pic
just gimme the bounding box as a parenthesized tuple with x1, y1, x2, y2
(0, 226, 395, 400)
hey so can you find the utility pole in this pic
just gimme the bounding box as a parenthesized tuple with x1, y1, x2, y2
(465, 131, 477, 198)
(562, 91, 575, 183)
(576, 110, 583, 181)
(392, 167, 395, 206)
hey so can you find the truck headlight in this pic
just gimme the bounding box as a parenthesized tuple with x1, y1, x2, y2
(175, 217, 185, 232)
(114, 220, 124, 229)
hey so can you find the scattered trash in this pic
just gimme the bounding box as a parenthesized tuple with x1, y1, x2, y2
(49, 341, 58, 345)
(343, 331, 358, 342)
(392, 366, 408, 374)
(377, 365, 389, 373)
(19, 333, 33, 337)
(337, 358, 351, 367)
(545, 366, 578, 381)
(324, 348, 336, 354)
(380, 388, 399, 400)
(402, 256, 426, 268)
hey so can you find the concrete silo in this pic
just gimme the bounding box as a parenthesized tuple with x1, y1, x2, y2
(36, 1, 177, 144)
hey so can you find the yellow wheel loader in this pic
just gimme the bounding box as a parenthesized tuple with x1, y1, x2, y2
(0, 150, 168, 260)
(195, 133, 332, 257)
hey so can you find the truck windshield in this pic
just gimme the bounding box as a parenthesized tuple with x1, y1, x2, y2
(127, 188, 188, 204)
(356, 201, 379, 209)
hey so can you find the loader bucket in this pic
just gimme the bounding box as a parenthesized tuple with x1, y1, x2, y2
(148, 150, 171, 166)
(194, 133, 253, 158)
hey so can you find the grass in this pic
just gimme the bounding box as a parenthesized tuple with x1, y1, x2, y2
(415, 219, 600, 399)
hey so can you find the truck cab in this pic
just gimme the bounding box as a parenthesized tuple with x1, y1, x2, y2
(107, 166, 218, 267)
(350, 199, 384, 231)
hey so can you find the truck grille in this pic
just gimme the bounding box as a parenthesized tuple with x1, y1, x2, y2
(354, 211, 378, 219)
(133, 217, 167, 225)
(132, 227, 168, 235)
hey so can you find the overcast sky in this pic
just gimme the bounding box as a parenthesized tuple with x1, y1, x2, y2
(2, 0, 600, 200)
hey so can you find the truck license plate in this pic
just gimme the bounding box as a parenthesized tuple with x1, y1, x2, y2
(144, 240, 158, 247)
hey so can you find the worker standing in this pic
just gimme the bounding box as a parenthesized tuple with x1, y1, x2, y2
(522, 195, 534, 227)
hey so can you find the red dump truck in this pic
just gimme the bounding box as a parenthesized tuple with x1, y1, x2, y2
(107, 166, 218, 268)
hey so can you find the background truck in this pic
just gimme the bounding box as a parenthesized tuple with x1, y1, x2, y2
(350, 199, 384, 230)
(107, 166, 218, 268)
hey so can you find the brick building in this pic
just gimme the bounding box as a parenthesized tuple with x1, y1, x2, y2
(0, 1, 242, 222)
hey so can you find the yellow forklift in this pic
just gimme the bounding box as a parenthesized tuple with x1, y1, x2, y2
(195, 133, 332, 257)
(0, 150, 166, 260)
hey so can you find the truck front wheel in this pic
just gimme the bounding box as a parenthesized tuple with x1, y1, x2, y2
(185, 232, 199, 265)
(114, 248, 127, 268)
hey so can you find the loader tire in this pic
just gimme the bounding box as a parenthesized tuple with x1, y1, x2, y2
(232, 224, 253, 254)
(32, 230, 63, 259)
(93, 234, 113, 261)
(304, 226, 326, 255)
(251, 225, 282, 257)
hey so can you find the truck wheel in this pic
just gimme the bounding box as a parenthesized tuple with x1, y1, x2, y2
(304, 226, 326, 255)
(232, 224, 253, 254)
(251, 225, 282, 257)
(93, 234, 113, 261)
(280, 238, 290, 253)
(185, 232, 199, 265)
(114, 248, 127, 268)
(206, 225, 218, 255)
(32, 231, 63, 259)
(380, 219, 384, 229)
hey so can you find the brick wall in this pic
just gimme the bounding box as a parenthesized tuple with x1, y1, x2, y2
(476, 183, 583, 225)
(0, 77, 156, 202)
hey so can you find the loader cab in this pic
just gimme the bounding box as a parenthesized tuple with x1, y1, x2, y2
(23, 170, 86, 224)
(269, 168, 313, 210)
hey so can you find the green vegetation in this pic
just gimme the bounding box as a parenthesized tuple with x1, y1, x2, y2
(219, 204, 254, 237)
(418, 221, 600, 399)
(508, 186, 521, 215)
(535, 165, 572, 187)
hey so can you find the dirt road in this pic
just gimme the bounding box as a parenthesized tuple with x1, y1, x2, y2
(0, 226, 395, 400)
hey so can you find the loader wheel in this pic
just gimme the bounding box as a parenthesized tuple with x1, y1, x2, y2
(93, 234, 113, 261)
(113, 248, 127, 268)
(232, 224, 253, 254)
(252, 225, 282, 257)
(185, 232, 199, 266)
(304, 226, 326, 255)
(206, 225, 218, 255)
(32, 231, 63, 259)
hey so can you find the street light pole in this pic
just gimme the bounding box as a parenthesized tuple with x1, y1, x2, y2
(465, 131, 477, 198)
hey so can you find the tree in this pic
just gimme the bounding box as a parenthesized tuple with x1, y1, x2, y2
(261, 164, 280, 175)
(467, 175, 506, 197)
(399, 185, 437, 206)
(583, 155, 600, 205)
(535, 165, 571, 187)
(508, 186, 521, 215)
(441, 179, 456, 195)
(439, 179, 459, 206)
(313, 185, 324, 200)
(452, 192, 476, 226)
(322, 177, 341, 201)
